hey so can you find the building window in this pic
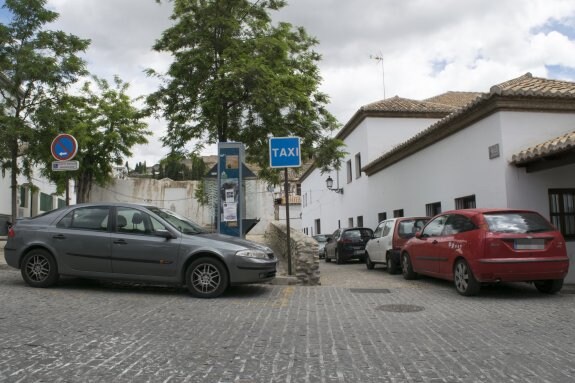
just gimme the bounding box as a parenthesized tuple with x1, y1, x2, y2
(296, 183, 301, 196)
(19, 186, 27, 208)
(426, 202, 442, 217)
(378, 212, 387, 222)
(58, 198, 66, 208)
(455, 195, 476, 209)
(40, 193, 53, 212)
(348, 217, 353, 227)
(357, 216, 363, 227)
(346, 160, 352, 183)
(315, 219, 321, 235)
(355, 153, 362, 179)
(393, 209, 404, 218)
(549, 189, 575, 240)
(303, 193, 307, 207)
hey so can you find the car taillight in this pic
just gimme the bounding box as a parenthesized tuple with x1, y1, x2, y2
(8, 227, 15, 238)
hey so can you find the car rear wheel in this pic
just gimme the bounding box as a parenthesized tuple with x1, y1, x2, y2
(21, 249, 59, 288)
(534, 279, 563, 294)
(387, 252, 399, 275)
(454, 259, 480, 296)
(366, 254, 375, 270)
(335, 251, 343, 265)
(401, 252, 417, 280)
(186, 257, 229, 298)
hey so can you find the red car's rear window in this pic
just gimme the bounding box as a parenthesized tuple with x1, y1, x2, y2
(483, 212, 555, 234)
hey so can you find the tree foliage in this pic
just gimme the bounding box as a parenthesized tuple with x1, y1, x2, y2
(148, 0, 345, 184)
(0, 0, 89, 220)
(157, 152, 207, 181)
(33, 76, 151, 203)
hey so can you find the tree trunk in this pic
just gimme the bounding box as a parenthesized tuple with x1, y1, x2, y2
(10, 142, 18, 223)
(75, 171, 92, 204)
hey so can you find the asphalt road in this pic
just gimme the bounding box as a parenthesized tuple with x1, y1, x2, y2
(1, 258, 575, 382)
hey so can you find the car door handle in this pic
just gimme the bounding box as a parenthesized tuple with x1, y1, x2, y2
(113, 239, 128, 245)
(52, 234, 66, 240)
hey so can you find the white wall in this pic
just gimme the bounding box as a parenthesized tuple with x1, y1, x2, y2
(301, 116, 442, 235)
(90, 177, 277, 236)
(0, 166, 74, 220)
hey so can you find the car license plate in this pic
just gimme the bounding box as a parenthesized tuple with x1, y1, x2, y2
(354, 250, 365, 255)
(514, 238, 545, 250)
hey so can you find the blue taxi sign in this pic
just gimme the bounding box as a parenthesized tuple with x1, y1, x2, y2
(269, 137, 301, 168)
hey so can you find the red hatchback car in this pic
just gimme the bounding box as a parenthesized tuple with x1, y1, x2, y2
(401, 209, 570, 296)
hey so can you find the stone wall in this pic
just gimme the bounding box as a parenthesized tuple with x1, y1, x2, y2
(264, 221, 320, 286)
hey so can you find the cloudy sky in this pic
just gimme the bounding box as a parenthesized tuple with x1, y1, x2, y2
(2, 0, 575, 166)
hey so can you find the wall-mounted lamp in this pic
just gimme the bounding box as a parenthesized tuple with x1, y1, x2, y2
(326, 176, 343, 194)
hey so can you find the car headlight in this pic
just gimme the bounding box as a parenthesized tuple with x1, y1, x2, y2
(236, 249, 268, 259)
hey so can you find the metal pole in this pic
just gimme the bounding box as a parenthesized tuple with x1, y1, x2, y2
(65, 175, 70, 206)
(284, 167, 292, 275)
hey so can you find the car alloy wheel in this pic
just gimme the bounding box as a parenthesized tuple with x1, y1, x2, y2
(186, 257, 229, 298)
(21, 250, 59, 288)
(453, 259, 480, 296)
(401, 253, 417, 280)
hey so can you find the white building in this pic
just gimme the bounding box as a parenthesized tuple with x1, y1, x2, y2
(300, 73, 575, 283)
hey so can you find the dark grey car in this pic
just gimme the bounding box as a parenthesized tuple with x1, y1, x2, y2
(3, 202, 277, 298)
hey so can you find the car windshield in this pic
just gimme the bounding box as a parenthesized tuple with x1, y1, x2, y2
(483, 212, 555, 234)
(147, 207, 207, 235)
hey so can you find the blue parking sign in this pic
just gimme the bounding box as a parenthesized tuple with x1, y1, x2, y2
(269, 137, 301, 168)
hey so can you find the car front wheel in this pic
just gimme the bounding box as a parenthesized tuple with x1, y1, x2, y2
(453, 259, 480, 296)
(401, 252, 417, 280)
(534, 279, 563, 294)
(366, 254, 375, 270)
(186, 257, 229, 298)
(21, 249, 59, 288)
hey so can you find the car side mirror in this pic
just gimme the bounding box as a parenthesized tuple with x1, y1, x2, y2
(415, 231, 422, 239)
(154, 229, 176, 239)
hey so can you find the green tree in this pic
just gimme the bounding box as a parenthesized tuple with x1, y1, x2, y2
(0, 0, 89, 221)
(148, 0, 345, 184)
(34, 76, 151, 203)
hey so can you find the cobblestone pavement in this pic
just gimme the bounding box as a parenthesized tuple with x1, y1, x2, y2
(1, 258, 575, 383)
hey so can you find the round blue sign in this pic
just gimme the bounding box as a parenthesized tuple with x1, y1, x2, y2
(51, 134, 78, 161)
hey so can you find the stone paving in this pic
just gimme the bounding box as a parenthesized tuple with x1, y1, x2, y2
(1, 255, 575, 382)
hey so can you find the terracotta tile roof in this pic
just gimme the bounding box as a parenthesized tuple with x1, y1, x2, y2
(362, 73, 575, 175)
(361, 96, 457, 113)
(491, 73, 575, 96)
(424, 91, 483, 108)
(511, 130, 575, 165)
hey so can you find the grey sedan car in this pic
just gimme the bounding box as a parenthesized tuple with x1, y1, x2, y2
(3, 202, 277, 298)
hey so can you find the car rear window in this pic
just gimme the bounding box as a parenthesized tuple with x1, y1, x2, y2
(397, 219, 428, 239)
(483, 212, 555, 234)
(343, 229, 373, 239)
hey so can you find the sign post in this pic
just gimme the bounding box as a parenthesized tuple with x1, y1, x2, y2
(269, 137, 301, 276)
(51, 134, 79, 206)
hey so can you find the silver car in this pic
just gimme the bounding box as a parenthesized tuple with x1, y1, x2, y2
(3, 202, 277, 298)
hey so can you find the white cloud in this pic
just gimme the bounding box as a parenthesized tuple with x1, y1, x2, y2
(38, 0, 575, 165)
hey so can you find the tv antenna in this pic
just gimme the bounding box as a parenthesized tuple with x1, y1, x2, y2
(369, 52, 386, 100)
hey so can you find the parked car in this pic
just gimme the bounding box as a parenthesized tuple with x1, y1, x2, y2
(365, 216, 429, 273)
(3, 202, 277, 298)
(313, 234, 332, 259)
(325, 227, 374, 264)
(400, 209, 570, 296)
